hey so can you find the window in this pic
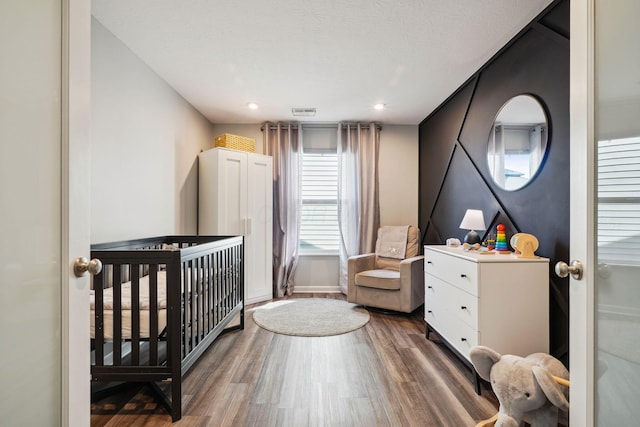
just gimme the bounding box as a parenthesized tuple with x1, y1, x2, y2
(597, 136, 640, 264)
(299, 150, 340, 253)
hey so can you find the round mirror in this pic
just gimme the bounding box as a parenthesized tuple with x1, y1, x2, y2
(487, 95, 548, 191)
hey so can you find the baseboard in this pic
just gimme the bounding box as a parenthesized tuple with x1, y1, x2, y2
(293, 285, 342, 294)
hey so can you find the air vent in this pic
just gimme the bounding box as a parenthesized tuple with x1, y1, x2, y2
(292, 107, 317, 117)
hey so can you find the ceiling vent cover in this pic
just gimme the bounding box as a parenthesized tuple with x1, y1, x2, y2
(292, 107, 317, 117)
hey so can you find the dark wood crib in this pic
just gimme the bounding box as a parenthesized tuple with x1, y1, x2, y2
(90, 235, 244, 421)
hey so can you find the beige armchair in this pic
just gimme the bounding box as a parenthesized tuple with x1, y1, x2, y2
(347, 226, 424, 313)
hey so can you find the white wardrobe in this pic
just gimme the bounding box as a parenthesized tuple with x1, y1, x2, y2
(198, 147, 273, 305)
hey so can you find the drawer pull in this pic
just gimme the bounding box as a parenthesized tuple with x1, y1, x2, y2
(427, 310, 433, 313)
(461, 306, 467, 310)
(427, 285, 433, 289)
(427, 261, 433, 264)
(461, 337, 467, 342)
(460, 274, 467, 278)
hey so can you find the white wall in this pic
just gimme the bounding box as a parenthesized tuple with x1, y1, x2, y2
(91, 18, 214, 243)
(379, 125, 419, 227)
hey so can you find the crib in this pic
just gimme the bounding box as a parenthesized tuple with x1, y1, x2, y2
(90, 235, 244, 421)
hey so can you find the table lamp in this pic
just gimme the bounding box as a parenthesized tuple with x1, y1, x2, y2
(459, 209, 486, 244)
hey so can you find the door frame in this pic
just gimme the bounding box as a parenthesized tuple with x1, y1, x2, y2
(61, 0, 91, 425)
(570, 0, 596, 425)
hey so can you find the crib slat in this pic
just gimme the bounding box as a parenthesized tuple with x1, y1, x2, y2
(94, 269, 105, 366)
(149, 264, 158, 366)
(225, 247, 231, 318)
(190, 259, 197, 347)
(215, 250, 221, 327)
(113, 265, 122, 365)
(131, 266, 140, 366)
(185, 260, 192, 350)
(180, 265, 189, 358)
(205, 254, 214, 333)
(197, 257, 203, 340)
(235, 244, 240, 308)
(223, 247, 228, 322)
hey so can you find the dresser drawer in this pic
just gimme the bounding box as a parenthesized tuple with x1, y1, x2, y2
(424, 274, 448, 331)
(424, 273, 448, 305)
(444, 316, 479, 361)
(424, 303, 448, 334)
(447, 284, 479, 330)
(424, 248, 478, 295)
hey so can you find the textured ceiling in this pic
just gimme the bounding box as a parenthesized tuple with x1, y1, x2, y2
(91, 0, 554, 125)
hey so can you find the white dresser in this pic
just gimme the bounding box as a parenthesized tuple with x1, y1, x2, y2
(424, 245, 549, 392)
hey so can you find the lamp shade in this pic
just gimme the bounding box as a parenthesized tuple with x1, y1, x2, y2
(459, 209, 486, 231)
(459, 209, 486, 244)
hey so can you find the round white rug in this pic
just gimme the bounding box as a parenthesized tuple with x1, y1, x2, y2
(252, 298, 370, 337)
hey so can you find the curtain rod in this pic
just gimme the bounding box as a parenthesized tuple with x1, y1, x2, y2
(261, 122, 382, 131)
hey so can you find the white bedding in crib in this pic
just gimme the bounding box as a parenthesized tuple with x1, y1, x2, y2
(90, 271, 168, 340)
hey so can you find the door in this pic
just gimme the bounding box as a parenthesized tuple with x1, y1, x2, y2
(570, 1, 640, 425)
(0, 1, 91, 425)
(246, 154, 273, 303)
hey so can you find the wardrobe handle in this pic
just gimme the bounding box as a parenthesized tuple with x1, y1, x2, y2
(461, 338, 467, 342)
(461, 306, 467, 310)
(427, 310, 433, 314)
(460, 273, 467, 278)
(427, 261, 433, 264)
(427, 285, 433, 289)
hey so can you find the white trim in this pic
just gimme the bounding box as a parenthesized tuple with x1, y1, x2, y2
(293, 285, 342, 293)
(61, 0, 91, 425)
(298, 250, 339, 257)
(570, 0, 596, 425)
(61, 3, 70, 425)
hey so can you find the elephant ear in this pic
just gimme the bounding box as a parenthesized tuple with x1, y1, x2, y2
(470, 346, 501, 382)
(532, 365, 570, 411)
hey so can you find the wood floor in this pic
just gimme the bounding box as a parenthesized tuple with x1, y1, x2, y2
(91, 294, 499, 426)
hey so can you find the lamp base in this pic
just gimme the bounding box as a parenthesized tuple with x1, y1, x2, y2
(463, 230, 481, 245)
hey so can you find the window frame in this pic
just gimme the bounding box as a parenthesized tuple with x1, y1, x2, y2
(298, 147, 340, 255)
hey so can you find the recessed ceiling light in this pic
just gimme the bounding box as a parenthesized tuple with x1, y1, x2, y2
(374, 103, 386, 110)
(247, 102, 259, 110)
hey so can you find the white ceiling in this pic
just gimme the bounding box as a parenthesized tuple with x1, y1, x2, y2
(92, 0, 554, 125)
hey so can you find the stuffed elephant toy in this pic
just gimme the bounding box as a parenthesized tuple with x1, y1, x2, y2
(470, 346, 569, 427)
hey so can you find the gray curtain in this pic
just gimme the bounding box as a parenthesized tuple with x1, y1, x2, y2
(337, 122, 381, 294)
(263, 122, 302, 297)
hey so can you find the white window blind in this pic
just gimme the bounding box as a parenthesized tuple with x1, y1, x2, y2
(300, 150, 340, 253)
(597, 137, 640, 264)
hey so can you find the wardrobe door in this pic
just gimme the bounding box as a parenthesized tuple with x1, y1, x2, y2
(216, 149, 247, 235)
(199, 148, 247, 235)
(245, 153, 273, 304)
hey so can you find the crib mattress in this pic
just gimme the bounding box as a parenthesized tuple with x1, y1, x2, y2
(90, 271, 168, 340)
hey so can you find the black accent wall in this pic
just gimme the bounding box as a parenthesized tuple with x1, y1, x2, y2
(418, 0, 570, 363)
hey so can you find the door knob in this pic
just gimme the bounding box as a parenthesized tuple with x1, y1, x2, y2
(73, 257, 103, 277)
(554, 260, 583, 280)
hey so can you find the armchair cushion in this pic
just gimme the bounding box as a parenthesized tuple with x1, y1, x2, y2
(355, 269, 401, 290)
(375, 225, 410, 259)
(375, 226, 420, 271)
